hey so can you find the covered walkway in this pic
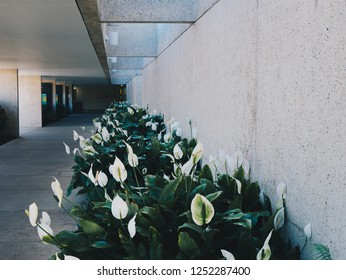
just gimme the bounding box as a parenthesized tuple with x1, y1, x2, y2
(0, 113, 99, 259)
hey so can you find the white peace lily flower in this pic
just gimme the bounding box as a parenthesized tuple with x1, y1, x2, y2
(145, 121, 152, 127)
(124, 142, 139, 167)
(274, 207, 285, 230)
(97, 171, 108, 187)
(64, 255, 80, 260)
(63, 142, 70, 155)
(235, 178, 242, 194)
(191, 194, 215, 226)
(37, 222, 54, 241)
(104, 189, 112, 202)
(173, 143, 183, 160)
(110, 157, 128, 182)
(276, 182, 287, 199)
(73, 148, 81, 156)
(102, 127, 110, 142)
(51, 177, 63, 207)
(111, 195, 128, 220)
(37, 211, 53, 241)
(304, 223, 312, 239)
(123, 130, 128, 137)
(40, 211, 51, 226)
(181, 158, 194, 175)
(259, 190, 266, 206)
(128, 213, 137, 238)
(276, 197, 284, 210)
(91, 133, 102, 144)
(88, 164, 98, 186)
(221, 249, 235, 260)
(25, 202, 38, 227)
(94, 122, 102, 132)
(83, 145, 98, 156)
(256, 230, 273, 260)
(233, 150, 244, 168)
(191, 142, 203, 164)
(163, 133, 171, 143)
(127, 107, 134, 115)
(151, 123, 158, 131)
(226, 155, 236, 173)
(73, 130, 79, 141)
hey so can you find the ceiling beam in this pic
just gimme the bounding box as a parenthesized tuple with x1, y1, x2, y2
(98, 0, 197, 23)
(75, 0, 111, 83)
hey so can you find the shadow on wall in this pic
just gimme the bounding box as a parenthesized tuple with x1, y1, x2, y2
(0, 104, 15, 145)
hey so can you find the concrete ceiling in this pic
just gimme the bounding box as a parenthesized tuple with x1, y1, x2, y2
(0, 0, 108, 84)
(0, 0, 221, 85)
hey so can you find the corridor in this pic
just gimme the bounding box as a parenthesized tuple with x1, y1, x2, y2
(0, 113, 99, 259)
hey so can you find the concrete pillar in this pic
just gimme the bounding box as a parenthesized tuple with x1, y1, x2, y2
(0, 70, 19, 137)
(66, 84, 73, 113)
(42, 79, 57, 122)
(56, 82, 67, 117)
(18, 76, 42, 132)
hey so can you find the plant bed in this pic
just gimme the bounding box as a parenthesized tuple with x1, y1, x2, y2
(26, 102, 325, 260)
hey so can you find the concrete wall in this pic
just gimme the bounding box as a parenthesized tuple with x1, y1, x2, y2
(140, 0, 346, 259)
(0, 70, 19, 137)
(75, 84, 119, 112)
(18, 76, 42, 130)
(127, 75, 143, 106)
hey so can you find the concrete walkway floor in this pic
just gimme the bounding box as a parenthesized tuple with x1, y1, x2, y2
(0, 113, 100, 260)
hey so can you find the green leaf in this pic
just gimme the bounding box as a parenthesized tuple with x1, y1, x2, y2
(91, 241, 115, 249)
(191, 194, 215, 226)
(178, 232, 200, 258)
(198, 165, 213, 182)
(42, 235, 56, 245)
(159, 175, 182, 206)
(148, 227, 163, 259)
(80, 220, 106, 236)
(92, 201, 112, 210)
(312, 244, 332, 260)
(150, 137, 160, 158)
(242, 182, 260, 212)
(54, 231, 87, 251)
(206, 191, 223, 202)
(70, 206, 91, 219)
(178, 222, 204, 235)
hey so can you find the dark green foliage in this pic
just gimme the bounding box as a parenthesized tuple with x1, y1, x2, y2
(40, 102, 300, 260)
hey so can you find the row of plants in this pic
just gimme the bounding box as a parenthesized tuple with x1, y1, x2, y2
(26, 101, 329, 260)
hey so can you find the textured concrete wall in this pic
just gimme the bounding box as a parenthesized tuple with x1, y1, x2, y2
(141, 0, 346, 259)
(18, 76, 42, 130)
(127, 75, 143, 106)
(0, 70, 19, 137)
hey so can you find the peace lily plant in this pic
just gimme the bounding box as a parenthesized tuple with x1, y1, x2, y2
(26, 101, 310, 260)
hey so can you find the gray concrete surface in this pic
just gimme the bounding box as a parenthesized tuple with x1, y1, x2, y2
(0, 113, 100, 260)
(130, 0, 346, 259)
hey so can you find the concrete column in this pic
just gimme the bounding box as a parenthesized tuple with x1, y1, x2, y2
(0, 70, 19, 137)
(18, 76, 42, 132)
(56, 82, 67, 117)
(66, 84, 73, 113)
(42, 79, 57, 122)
